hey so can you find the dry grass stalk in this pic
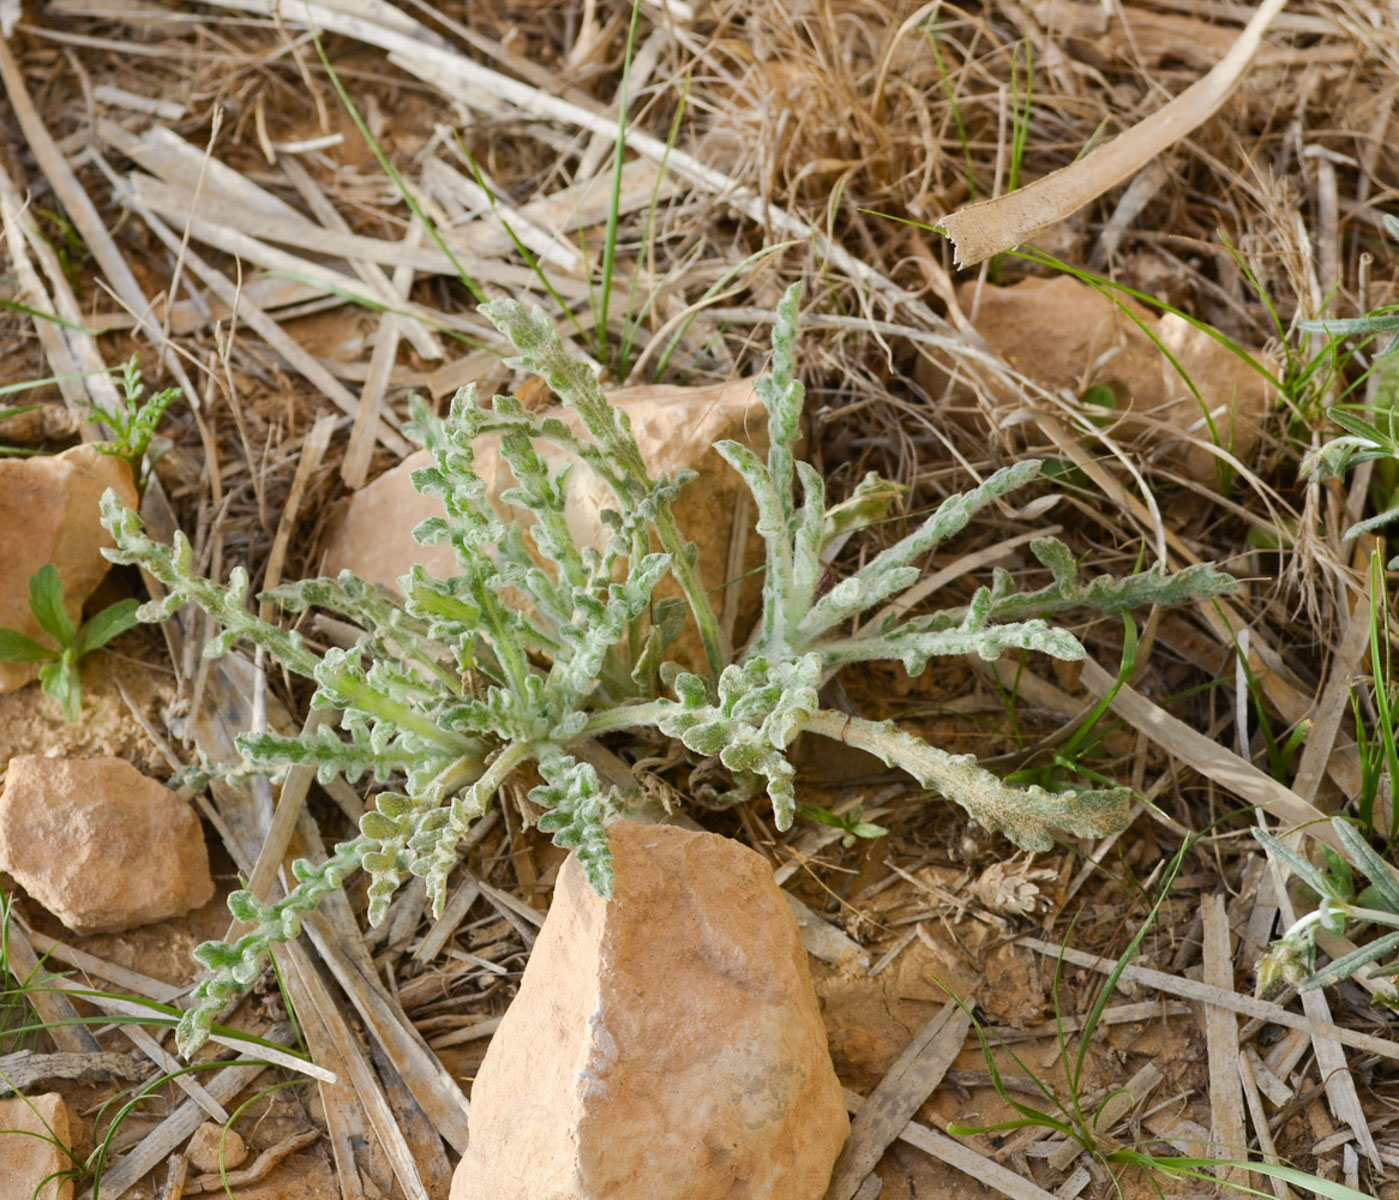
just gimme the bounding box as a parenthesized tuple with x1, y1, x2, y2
(826, 1001, 972, 1198)
(941, 0, 1290, 265)
(1201, 893, 1249, 1191)
(844, 1088, 1060, 1200)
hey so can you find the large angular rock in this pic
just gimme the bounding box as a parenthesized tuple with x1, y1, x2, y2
(0, 1093, 74, 1200)
(0, 756, 214, 934)
(0, 444, 138, 692)
(452, 821, 849, 1200)
(919, 276, 1275, 476)
(321, 380, 769, 656)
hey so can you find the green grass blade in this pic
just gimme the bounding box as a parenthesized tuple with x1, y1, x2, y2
(617, 72, 688, 379)
(1139, 1156, 1373, 1200)
(1072, 834, 1194, 1093)
(926, 30, 976, 202)
(1331, 817, 1399, 911)
(596, 0, 644, 368)
(450, 130, 585, 342)
(312, 34, 486, 304)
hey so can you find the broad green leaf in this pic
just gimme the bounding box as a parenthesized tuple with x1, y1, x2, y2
(1253, 829, 1333, 900)
(1328, 407, 1397, 449)
(1332, 817, 1399, 912)
(0, 627, 56, 663)
(848, 822, 889, 839)
(28, 564, 74, 647)
(39, 655, 80, 723)
(76, 599, 141, 656)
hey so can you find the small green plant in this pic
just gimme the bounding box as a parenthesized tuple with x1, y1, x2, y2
(1301, 402, 1399, 564)
(99, 285, 1236, 1057)
(80, 356, 177, 491)
(1299, 213, 1399, 563)
(1251, 555, 1398, 992)
(0, 565, 139, 722)
(795, 801, 889, 847)
(1255, 815, 1399, 997)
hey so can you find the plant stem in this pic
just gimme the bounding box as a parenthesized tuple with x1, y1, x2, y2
(468, 739, 536, 803)
(651, 507, 725, 685)
(330, 672, 478, 754)
(574, 699, 672, 739)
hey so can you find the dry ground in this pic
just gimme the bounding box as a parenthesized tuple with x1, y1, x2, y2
(2, 0, 1399, 1197)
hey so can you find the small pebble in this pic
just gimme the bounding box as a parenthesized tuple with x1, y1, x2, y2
(187, 1122, 247, 1173)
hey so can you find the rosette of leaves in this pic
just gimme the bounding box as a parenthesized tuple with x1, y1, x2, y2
(101, 284, 1235, 1056)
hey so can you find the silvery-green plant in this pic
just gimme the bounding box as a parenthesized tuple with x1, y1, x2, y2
(1300, 212, 1399, 566)
(1255, 819, 1399, 997)
(100, 285, 1236, 1056)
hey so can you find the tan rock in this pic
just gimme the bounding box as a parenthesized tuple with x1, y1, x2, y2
(187, 1121, 247, 1173)
(0, 1092, 74, 1200)
(451, 821, 849, 1200)
(0, 403, 79, 444)
(0, 445, 138, 692)
(0, 756, 214, 934)
(321, 380, 769, 660)
(920, 276, 1274, 477)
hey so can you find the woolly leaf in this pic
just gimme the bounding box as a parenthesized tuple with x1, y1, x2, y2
(533, 750, 615, 897)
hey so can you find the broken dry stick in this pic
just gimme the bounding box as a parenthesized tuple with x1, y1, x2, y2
(940, 0, 1290, 266)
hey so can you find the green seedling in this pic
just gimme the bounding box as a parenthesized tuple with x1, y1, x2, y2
(81, 356, 177, 492)
(99, 286, 1236, 1057)
(795, 802, 889, 847)
(0, 565, 139, 722)
(1256, 814, 1399, 997)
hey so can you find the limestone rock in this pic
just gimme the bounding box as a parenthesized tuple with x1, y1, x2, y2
(919, 276, 1275, 476)
(0, 403, 79, 444)
(0, 756, 214, 934)
(187, 1121, 247, 1173)
(321, 380, 769, 658)
(0, 1092, 74, 1200)
(451, 821, 849, 1200)
(0, 444, 138, 693)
